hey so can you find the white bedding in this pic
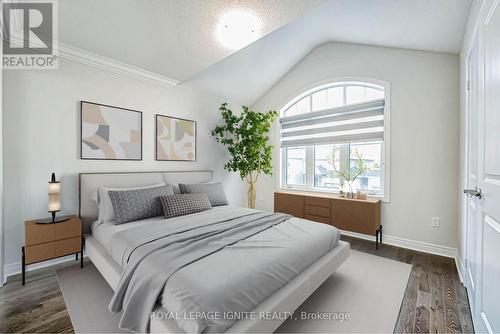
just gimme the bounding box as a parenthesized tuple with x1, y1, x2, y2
(159, 213, 339, 333)
(92, 216, 164, 247)
(91, 206, 230, 247)
(92, 206, 340, 333)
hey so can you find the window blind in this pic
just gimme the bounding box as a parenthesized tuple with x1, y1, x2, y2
(280, 99, 385, 147)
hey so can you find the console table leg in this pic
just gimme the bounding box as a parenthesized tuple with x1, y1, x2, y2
(80, 237, 84, 268)
(76, 253, 78, 261)
(22, 247, 25, 286)
(375, 225, 383, 250)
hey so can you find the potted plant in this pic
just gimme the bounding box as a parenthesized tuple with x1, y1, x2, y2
(327, 148, 369, 198)
(211, 103, 277, 208)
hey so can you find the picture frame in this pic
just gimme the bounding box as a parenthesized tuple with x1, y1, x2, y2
(155, 114, 196, 161)
(80, 101, 143, 161)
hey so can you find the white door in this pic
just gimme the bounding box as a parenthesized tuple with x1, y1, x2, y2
(465, 1, 500, 332)
(465, 35, 479, 312)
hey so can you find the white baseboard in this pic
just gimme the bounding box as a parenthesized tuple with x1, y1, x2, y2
(341, 230, 458, 259)
(455, 254, 465, 283)
(3, 232, 460, 284)
(3, 253, 87, 284)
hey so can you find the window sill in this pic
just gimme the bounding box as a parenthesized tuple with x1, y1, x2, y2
(278, 186, 390, 203)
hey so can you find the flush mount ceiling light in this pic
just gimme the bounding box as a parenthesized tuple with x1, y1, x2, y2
(215, 10, 262, 50)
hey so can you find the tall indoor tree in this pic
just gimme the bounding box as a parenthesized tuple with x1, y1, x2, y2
(211, 103, 278, 208)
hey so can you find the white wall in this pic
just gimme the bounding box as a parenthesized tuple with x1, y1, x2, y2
(2, 58, 246, 270)
(253, 42, 460, 250)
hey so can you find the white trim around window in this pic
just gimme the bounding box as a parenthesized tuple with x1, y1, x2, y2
(275, 77, 391, 202)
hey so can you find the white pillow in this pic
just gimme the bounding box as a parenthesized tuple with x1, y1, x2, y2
(96, 182, 166, 224)
(90, 190, 99, 203)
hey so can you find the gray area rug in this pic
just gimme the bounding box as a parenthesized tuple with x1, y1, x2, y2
(57, 250, 411, 333)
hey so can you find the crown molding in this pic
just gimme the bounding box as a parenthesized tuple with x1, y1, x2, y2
(57, 43, 180, 88)
(3, 34, 180, 88)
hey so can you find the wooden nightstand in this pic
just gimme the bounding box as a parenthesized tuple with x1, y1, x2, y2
(22, 215, 83, 285)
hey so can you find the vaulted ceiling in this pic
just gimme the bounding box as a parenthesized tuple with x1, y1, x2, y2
(59, 0, 473, 105)
(59, 0, 328, 81)
(185, 0, 473, 105)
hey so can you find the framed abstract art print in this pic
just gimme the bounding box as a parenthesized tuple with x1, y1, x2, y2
(156, 114, 196, 161)
(80, 101, 142, 160)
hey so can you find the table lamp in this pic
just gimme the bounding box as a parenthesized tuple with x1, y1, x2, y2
(37, 173, 70, 224)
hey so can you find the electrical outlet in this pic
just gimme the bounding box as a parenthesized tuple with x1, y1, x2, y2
(432, 217, 440, 228)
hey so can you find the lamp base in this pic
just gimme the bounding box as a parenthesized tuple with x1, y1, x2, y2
(36, 214, 71, 224)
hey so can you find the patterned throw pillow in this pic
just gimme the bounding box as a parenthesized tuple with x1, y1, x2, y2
(178, 182, 228, 206)
(159, 193, 212, 219)
(108, 185, 174, 224)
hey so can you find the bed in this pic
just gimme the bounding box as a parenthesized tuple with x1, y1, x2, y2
(79, 171, 350, 333)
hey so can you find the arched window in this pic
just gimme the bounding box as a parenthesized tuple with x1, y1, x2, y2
(279, 81, 389, 198)
(281, 82, 384, 117)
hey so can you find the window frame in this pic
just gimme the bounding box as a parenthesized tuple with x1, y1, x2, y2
(281, 81, 386, 117)
(277, 79, 391, 202)
(283, 146, 307, 186)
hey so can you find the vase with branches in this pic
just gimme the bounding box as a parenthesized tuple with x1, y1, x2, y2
(327, 148, 370, 198)
(211, 103, 278, 208)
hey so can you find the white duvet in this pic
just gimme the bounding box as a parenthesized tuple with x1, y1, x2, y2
(92, 206, 340, 333)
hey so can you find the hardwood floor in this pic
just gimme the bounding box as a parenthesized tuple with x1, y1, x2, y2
(0, 260, 75, 333)
(0, 236, 473, 333)
(341, 235, 474, 334)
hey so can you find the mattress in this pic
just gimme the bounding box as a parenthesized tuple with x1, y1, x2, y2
(91, 205, 230, 247)
(92, 206, 340, 333)
(159, 215, 339, 333)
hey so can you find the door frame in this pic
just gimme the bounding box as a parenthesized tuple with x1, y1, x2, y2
(0, 0, 4, 287)
(463, 31, 479, 292)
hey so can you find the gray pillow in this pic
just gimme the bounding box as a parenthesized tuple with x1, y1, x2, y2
(159, 193, 212, 219)
(178, 182, 228, 206)
(108, 185, 174, 224)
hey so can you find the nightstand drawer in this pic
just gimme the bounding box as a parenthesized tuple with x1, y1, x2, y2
(25, 223, 55, 246)
(55, 219, 81, 239)
(25, 242, 55, 264)
(55, 237, 81, 257)
(25, 215, 80, 246)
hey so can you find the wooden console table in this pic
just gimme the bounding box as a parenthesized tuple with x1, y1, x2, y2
(274, 190, 382, 248)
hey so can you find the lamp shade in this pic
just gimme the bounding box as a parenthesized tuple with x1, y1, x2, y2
(48, 182, 60, 194)
(48, 193, 61, 212)
(48, 172, 61, 213)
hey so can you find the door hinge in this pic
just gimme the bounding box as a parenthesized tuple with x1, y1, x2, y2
(467, 80, 471, 91)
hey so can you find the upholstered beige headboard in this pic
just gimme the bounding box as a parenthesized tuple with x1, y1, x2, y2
(79, 170, 213, 232)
